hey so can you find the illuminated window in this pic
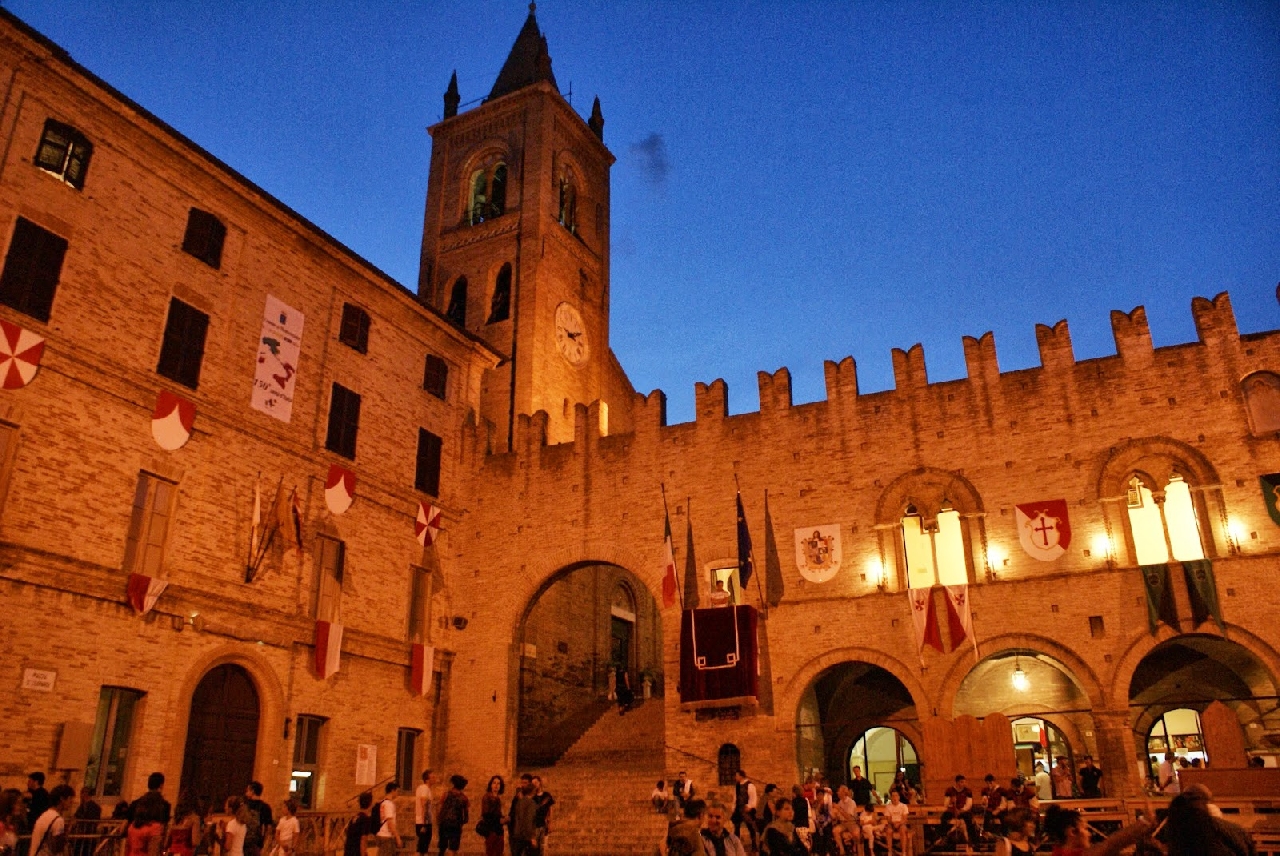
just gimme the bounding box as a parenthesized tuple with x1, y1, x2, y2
(291, 714, 325, 809)
(902, 503, 968, 587)
(1127, 474, 1204, 565)
(1147, 708, 1206, 769)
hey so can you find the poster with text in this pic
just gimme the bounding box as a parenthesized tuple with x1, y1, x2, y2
(355, 743, 377, 786)
(251, 295, 304, 422)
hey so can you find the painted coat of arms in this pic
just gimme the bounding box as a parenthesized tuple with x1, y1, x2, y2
(794, 524, 842, 583)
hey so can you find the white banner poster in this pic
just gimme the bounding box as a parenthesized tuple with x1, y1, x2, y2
(251, 295, 304, 423)
(355, 743, 377, 786)
(794, 524, 842, 583)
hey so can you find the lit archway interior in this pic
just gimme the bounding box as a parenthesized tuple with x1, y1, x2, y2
(1129, 635, 1279, 762)
(954, 649, 1096, 767)
(849, 726, 920, 794)
(796, 662, 917, 787)
(516, 562, 662, 767)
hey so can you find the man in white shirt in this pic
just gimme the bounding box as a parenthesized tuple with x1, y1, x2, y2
(414, 770, 436, 856)
(882, 790, 910, 856)
(376, 783, 399, 856)
(1033, 762, 1052, 801)
(32, 785, 75, 856)
(833, 785, 862, 856)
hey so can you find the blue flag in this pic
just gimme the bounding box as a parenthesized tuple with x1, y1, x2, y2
(736, 491, 755, 591)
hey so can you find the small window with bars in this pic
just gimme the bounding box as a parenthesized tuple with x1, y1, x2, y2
(325, 383, 361, 459)
(34, 119, 92, 189)
(339, 304, 370, 354)
(182, 209, 227, 269)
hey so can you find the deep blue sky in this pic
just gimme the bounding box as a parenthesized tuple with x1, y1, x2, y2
(11, 2, 1278, 422)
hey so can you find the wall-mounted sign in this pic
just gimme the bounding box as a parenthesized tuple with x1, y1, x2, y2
(355, 743, 377, 786)
(23, 668, 56, 691)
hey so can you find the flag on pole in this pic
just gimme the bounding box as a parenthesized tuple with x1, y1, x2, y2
(684, 507, 701, 609)
(763, 491, 784, 607)
(250, 477, 262, 559)
(410, 644, 435, 696)
(126, 573, 168, 615)
(314, 620, 343, 679)
(661, 502, 678, 608)
(736, 491, 755, 591)
(290, 489, 304, 559)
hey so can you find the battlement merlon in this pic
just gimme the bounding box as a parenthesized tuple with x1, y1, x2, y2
(758, 368, 793, 412)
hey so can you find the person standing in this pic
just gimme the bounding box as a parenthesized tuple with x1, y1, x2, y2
(730, 771, 758, 851)
(1077, 757, 1103, 799)
(1158, 752, 1180, 795)
(72, 788, 101, 856)
(274, 800, 299, 856)
(27, 773, 51, 832)
(760, 798, 805, 856)
(436, 777, 468, 856)
(478, 777, 504, 856)
(1051, 758, 1075, 800)
(667, 800, 705, 856)
(849, 767, 874, 809)
(31, 785, 75, 856)
(505, 777, 536, 856)
(243, 783, 273, 856)
(1034, 763, 1052, 802)
(221, 798, 247, 856)
(375, 784, 400, 856)
(129, 774, 171, 827)
(414, 770, 436, 856)
(530, 776, 553, 855)
(343, 793, 374, 856)
(164, 797, 205, 856)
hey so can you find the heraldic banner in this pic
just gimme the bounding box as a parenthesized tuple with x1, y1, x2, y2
(1140, 564, 1179, 635)
(679, 605, 759, 709)
(1014, 500, 1071, 561)
(1182, 559, 1224, 631)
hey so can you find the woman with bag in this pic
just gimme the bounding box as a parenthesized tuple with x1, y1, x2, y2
(477, 778, 505, 856)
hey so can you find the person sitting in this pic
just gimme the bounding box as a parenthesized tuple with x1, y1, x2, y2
(881, 790, 911, 856)
(940, 775, 974, 848)
(652, 781, 673, 813)
(1042, 804, 1150, 856)
(857, 803, 882, 856)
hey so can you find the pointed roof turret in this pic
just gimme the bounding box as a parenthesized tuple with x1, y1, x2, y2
(588, 97, 604, 141)
(487, 3, 558, 102)
(443, 71, 460, 118)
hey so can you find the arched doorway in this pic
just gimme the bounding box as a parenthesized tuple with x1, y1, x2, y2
(848, 727, 919, 795)
(1129, 635, 1279, 769)
(796, 661, 918, 787)
(180, 664, 260, 809)
(516, 563, 662, 767)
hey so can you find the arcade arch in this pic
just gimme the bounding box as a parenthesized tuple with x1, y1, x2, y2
(515, 561, 662, 767)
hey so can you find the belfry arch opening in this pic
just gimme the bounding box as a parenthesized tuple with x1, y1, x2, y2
(796, 661, 918, 787)
(516, 562, 663, 768)
(1129, 635, 1279, 767)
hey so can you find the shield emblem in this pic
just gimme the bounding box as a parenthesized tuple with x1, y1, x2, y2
(1015, 500, 1071, 561)
(151, 390, 196, 450)
(415, 501, 442, 547)
(0, 319, 45, 389)
(324, 464, 356, 515)
(1260, 474, 1280, 527)
(793, 524, 842, 583)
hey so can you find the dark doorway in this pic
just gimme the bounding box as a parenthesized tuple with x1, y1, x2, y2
(718, 744, 741, 786)
(180, 664, 260, 809)
(610, 616, 633, 670)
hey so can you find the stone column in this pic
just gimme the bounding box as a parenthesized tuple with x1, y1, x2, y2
(1092, 710, 1142, 798)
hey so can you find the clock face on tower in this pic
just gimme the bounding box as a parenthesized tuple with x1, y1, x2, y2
(554, 301, 589, 366)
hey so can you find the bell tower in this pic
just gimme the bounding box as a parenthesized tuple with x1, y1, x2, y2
(417, 4, 625, 448)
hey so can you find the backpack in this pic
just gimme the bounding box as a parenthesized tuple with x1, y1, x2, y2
(438, 793, 463, 828)
(240, 804, 264, 852)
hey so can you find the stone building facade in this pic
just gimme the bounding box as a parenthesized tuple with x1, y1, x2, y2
(2, 5, 1278, 819)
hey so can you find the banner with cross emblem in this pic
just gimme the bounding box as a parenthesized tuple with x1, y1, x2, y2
(1015, 499, 1071, 561)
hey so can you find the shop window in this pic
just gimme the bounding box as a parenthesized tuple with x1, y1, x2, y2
(291, 714, 326, 809)
(85, 687, 144, 798)
(415, 429, 442, 497)
(1011, 717, 1071, 781)
(124, 473, 178, 576)
(1127, 474, 1204, 564)
(445, 277, 467, 328)
(487, 263, 511, 323)
(313, 536, 344, 622)
(34, 119, 92, 189)
(422, 355, 448, 399)
(181, 209, 226, 269)
(325, 383, 361, 459)
(0, 217, 68, 322)
(396, 728, 421, 791)
(156, 298, 210, 389)
(338, 304, 370, 354)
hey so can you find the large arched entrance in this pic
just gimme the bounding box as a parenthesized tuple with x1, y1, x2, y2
(180, 664, 260, 808)
(515, 562, 662, 767)
(954, 649, 1096, 780)
(796, 661, 919, 787)
(1129, 635, 1279, 770)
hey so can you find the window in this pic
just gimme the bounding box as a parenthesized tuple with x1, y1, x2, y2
(423, 355, 448, 399)
(291, 714, 326, 809)
(123, 473, 178, 576)
(0, 217, 68, 322)
(339, 303, 370, 354)
(181, 209, 226, 269)
(1128, 474, 1205, 564)
(557, 176, 577, 234)
(396, 728, 421, 791)
(85, 687, 143, 798)
(445, 277, 467, 328)
(415, 429, 442, 496)
(717, 744, 741, 786)
(325, 383, 361, 459)
(34, 119, 92, 189)
(1243, 372, 1280, 435)
(408, 565, 433, 644)
(708, 566, 741, 604)
(313, 536, 345, 622)
(902, 504, 968, 588)
(467, 162, 507, 225)
(486, 263, 511, 323)
(156, 298, 210, 389)
(1146, 708, 1206, 768)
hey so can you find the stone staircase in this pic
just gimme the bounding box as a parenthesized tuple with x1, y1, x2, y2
(462, 699, 670, 855)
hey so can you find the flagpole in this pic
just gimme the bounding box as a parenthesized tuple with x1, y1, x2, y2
(246, 472, 261, 580)
(734, 472, 766, 614)
(661, 482, 683, 610)
(246, 475, 285, 583)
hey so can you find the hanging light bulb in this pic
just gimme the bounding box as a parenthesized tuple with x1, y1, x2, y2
(1012, 654, 1030, 692)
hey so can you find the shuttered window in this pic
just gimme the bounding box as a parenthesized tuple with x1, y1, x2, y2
(181, 209, 226, 269)
(123, 473, 178, 576)
(422, 355, 448, 399)
(156, 298, 210, 389)
(325, 383, 361, 459)
(0, 217, 68, 322)
(339, 303, 370, 354)
(34, 119, 92, 189)
(415, 429, 442, 497)
(314, 536, 345, 622)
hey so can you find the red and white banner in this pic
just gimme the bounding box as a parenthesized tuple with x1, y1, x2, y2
(324, 464, 356, 515)
(151, 390, 196, 451)
(126, 573, 168, 615)
(415, 501, 442, 547)
(314, 620, 343, 679)
(944, 584, 974, 652)
(0, 319, 45, 389)
(909, 587, 943, 654)
(1015, 499, 1071, 561)
(410, 643, 434, 696)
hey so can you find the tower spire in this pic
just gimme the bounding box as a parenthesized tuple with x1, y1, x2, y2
(588, 97, 604, 140)
(443, 71, 459, 119)
(487, 3, 558, 101)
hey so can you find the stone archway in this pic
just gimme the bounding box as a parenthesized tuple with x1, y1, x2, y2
(515, 561, 663, 767)
(179, 664, 260, 809)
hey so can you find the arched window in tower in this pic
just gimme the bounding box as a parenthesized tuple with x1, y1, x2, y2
(1126, 473, 1205, 565)
(468, 170, 487, 226)
(1243, 371, 1280, 435)
(901, 502, 968, 588)
(558, 176, 577, 235)
(445, 276, 467, 328)
(487, 263, 512, 324)
(466, 162, 508, 226)
(490, 164, 508, 215)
